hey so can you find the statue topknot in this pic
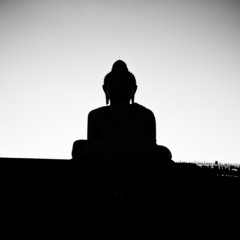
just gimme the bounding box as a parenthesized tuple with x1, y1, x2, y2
(111, 60, 129, 73)
(104, 60, 136, 86)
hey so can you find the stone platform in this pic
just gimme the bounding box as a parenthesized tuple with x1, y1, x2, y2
(0, 156, 239, 231)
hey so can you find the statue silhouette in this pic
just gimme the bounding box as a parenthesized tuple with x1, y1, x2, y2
(72, 60, 173, 163)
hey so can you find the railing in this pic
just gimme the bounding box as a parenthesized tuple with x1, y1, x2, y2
(177, 161, 240, 178)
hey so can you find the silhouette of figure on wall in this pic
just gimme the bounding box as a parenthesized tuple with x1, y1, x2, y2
(72, 60, 173, 163)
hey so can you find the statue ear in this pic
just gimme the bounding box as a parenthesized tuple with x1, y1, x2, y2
(103, 85, 110, 105)
(106, 96, 110, 105)
(131, 96, 135, 104)
(131, 85, 137, 104)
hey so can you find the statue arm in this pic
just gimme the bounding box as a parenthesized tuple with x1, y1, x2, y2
(145, 111, 157, 145)
(87, 111, 99, 142)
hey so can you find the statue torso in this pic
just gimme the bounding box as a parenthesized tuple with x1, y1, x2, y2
(88, 103, 156, 145)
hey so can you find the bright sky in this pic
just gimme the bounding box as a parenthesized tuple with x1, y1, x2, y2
(1, 0, 240, 164)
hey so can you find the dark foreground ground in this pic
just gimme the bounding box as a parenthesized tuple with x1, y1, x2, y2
(1, 156, 239, 234)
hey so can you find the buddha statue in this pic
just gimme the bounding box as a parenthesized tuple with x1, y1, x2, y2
(72, 60, 173, 163)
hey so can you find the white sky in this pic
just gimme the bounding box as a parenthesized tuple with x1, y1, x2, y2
(0, 0, 240, 164)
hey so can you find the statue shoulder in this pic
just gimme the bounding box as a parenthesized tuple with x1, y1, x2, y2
(132, 103, 155, 117)
(88, 106, 110, 119)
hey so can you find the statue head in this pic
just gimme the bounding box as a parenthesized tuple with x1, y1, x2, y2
(103, 60, 137, 105)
